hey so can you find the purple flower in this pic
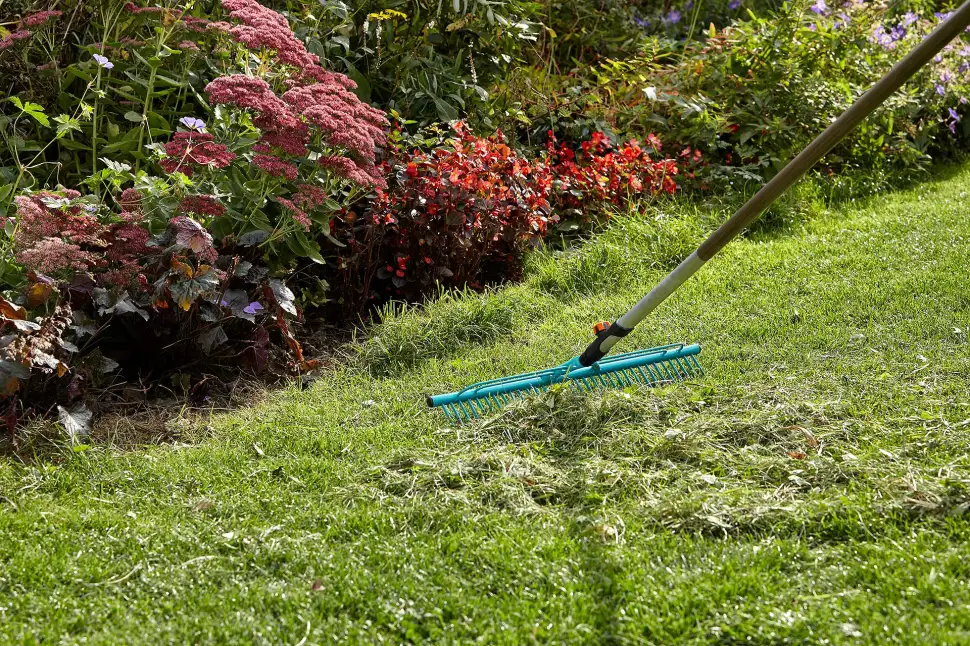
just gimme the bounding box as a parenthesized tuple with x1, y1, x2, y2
(871, 26, 896, 49)
(664, 9, 681, 24)
(901, 12, 919, 27)
(961, 96, 968, 105)
(936, 84, 946, 96)
(940, 70, 954, 85)
(808, 22, 817, 31)
(936, 11, 954, 22)
(949, 107, 961, 121)
(179, 116, 206, 131)
(810, 0, 827, 15)
(685, 1, 694, 10)
(243, 301, 264, 315)
(890, 25, 906, 41)
(92, 54, 113, 69)
(633, 15, 651, 28)
(833, 12, 851, 29)
(935, 54, 944, 63)
(729, 0, 741, 9)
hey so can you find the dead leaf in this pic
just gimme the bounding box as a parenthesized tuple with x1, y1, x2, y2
(787, 450, 807, 460)
(0, 296, 26, 320)
(191, 499, 215, 513)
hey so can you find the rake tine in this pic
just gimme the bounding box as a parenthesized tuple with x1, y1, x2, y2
(690, 354, 705, 375)
(636, 366, 653, 384)
(657, 361, 677, 381)
(674, 357, 694, 379)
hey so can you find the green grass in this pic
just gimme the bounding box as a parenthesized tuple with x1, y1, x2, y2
(2, 165, 970, 644)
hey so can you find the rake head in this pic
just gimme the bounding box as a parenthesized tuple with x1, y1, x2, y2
(427, 343, 702, 422)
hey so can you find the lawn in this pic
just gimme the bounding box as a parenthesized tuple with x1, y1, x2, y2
(2, 163, 970, 644)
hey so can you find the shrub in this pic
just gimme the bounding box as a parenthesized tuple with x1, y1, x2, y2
(493, 1, 970, 188)
(327, 122, 554, 316)
(543, 131, 691, 229)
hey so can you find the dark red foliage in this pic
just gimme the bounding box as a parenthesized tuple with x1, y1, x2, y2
(328, 122, 553, 314)
(544, 130, 684, 221)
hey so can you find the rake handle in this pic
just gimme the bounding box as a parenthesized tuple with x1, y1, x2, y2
(580, 0, 970, 367)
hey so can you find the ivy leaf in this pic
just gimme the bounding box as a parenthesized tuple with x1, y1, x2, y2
(58, 404, 93, 441)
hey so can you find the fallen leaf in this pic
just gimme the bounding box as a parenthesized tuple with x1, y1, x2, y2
(787, 450, 807, 460)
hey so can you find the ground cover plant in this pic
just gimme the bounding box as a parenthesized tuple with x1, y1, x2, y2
(1, 160, 968, 643)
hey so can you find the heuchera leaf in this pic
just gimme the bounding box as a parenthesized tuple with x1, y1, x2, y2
(169, 265, 223, 311)
(269, 279, 297, 316)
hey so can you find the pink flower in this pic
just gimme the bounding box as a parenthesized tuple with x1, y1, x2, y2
(21, 10, 62, 27)
(253, 154, 298, 180)
(0, 30, 32, 51)
(124, 2, 165, 15)
(17, 238, 99, 274)
(179, 194, 226, 217)
(291, 184, 330, 210)
(219, 0, 341, 84)
(278, 198, 311, 231)
(160, 131, 236, 175)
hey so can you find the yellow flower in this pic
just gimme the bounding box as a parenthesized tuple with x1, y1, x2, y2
(366, 9, 408, 21)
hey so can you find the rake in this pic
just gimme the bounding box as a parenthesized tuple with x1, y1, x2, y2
(428, 2, 970, 422)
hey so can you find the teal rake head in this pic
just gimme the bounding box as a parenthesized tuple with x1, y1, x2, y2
(427, 343, 702, 422)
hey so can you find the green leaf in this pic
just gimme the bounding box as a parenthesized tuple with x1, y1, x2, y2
(54, 114, 82, 139)
(339, 58, 371, 102)
(0, 184, 12, 203)
(124, 111, 144, 123)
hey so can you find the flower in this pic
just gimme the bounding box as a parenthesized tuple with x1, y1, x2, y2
(160, 131, 236, 176)
(810, 0, 827, 16)
(179, 194, 226, 217)
(664, 10, 681, 25)
(278, 198, 312, 231)
(93, 54, 114, 69)
(729, 0, 741, 9)
(243, 301, 264, 315)
(946, 107, 961, 134)
(252, 154, 298, 180)
(901, 12, 919, 27)
(0, 30, 32, 51)
(16, 238, 99, 275)
(937, 84, 946, 96)
(179, 116, 207, 131)
(21, 10, 62, 27)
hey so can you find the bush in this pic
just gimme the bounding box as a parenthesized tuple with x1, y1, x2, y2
(327, 121, 554, 317)
(493, 1, 970, 187)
